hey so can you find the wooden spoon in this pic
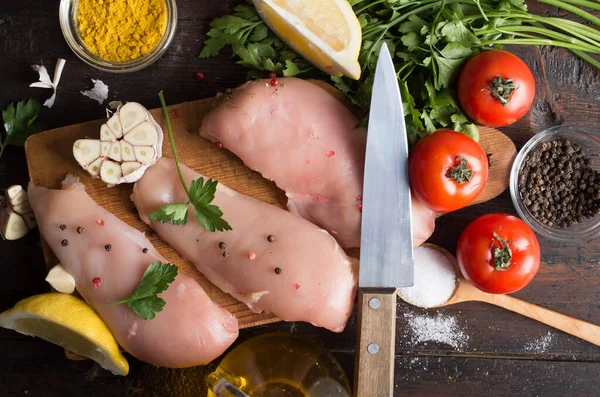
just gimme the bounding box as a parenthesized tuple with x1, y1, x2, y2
(402, 244, 600, 347)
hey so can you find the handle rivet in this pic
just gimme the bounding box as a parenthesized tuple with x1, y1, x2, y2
(368, 298, 381, 310)
(367, 343, 379, 354)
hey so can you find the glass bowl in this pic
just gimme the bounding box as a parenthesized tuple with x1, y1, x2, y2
(510, 125, 600, 242)
(59, 0, 177, 73)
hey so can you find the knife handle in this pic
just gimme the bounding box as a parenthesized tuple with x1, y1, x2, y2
(354, 288, 397, 397)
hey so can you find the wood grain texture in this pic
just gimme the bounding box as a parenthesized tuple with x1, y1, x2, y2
(354, 289, 397, 397)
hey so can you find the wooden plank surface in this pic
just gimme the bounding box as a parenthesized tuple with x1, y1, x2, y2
(1, 0, 599, 396)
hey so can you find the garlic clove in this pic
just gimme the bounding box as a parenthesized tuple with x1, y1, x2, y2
(45, 264, 76, 294)
(108, 141, 122, 162)
(121, 161, 142, 176)
(6, 185, 23, 200)
(134, 146, 155, 164)
(100, 141, 111, 158)
(8, 189, 28, 207)
(11, 200, 32, 216)
(73, 139, 101, 168)
(22, 212, 37, 229)
(87, 157, 105, 177)
(100, 124, 118, 142)
(120, 102, 147, 132)
(100, 159, 122, 185)
(120, 140, 136, 162)
(1, 207, 28, 240)
(107, 113, 123, 138)
(123, 122, 157, 146)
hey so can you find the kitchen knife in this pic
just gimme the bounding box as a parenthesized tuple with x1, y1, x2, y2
(354, 43, 414, 397)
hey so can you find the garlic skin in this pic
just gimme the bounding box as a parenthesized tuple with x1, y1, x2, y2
(45, 264, 76, 294)
(72, 102, 164, 186)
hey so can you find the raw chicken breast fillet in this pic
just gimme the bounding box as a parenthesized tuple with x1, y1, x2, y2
(28, 176, 239, 368)
(132, 158, 358, 333)
(199, 77, 435, 248)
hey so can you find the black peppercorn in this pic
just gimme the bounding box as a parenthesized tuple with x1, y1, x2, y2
(105, 244, 112, 252)
(142, 248, 148, 253)
(267, 235, 275, 242)
(222, 251, 230, 258)
(59, 224, 66, 230)
(61, 239, 69, 247)
(76, 226, 84, 234)
(274, 267, 282, 275)
(219, 242, 226, 250)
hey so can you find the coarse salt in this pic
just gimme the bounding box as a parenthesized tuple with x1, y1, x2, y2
(403, 311, 469, 350)
(398, 245, 456, 308)
(524, 331, 554, 352)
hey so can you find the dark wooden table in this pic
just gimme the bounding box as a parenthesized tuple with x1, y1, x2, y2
(1, 1, 599, 396)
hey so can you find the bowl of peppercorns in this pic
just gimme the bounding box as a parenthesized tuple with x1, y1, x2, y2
(510, 125, 600, 242)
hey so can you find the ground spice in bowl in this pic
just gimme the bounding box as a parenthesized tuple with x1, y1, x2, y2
(77, 0, 167, 63)
(518, 139, 600, 228)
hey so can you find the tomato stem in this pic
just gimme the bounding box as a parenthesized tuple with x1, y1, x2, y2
(446, 156, 473, 183)
(493, 232, 513, 271)
(486, 76, 518, 106)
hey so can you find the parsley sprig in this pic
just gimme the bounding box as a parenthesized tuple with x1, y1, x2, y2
(201, 0, 600, 144)
(0, 98, 46, 160)
(148, 92, 232, 232)
(107, 261, 178, 320)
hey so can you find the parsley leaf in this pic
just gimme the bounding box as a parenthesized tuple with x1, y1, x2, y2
(0, 98, 46, 160)
(148, 92, 233, 232)
(107, 261, 178, 320)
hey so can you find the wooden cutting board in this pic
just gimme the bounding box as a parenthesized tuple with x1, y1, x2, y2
(24, 82, 516, 329)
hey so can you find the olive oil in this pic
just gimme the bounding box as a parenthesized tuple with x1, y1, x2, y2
(207, 333, 350, 397)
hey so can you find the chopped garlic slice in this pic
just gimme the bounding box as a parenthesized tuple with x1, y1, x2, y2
(45, 264, 76, 294)
(29, 58, 66, 108)
(81, 79, 109, 105)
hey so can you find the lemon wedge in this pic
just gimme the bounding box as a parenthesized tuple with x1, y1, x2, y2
(0, 293, 129, 376)
(253, 0, 362, 80)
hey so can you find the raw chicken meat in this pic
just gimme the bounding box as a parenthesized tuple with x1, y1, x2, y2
(132, 158, 358, 333)
(199, 77, 435, 248)
(28, 176, 239, 368)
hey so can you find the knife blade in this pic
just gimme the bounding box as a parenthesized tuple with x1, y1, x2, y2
(354, 43, 414, 397)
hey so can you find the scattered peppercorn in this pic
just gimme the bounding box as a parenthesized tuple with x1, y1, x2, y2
(518, 138, 600, 228)
(270, 78, 279, 87)
(269, 72, 277, 79)
(294, 283, 300, 290)
(105, 244, 112, 252)
(219, 241, 226, 250)
(76, 226, 84, 234)
(96, 219, 105, 226)
(222, 251, 230, 258)
(326, 150, 336, 158)
(216, 141, 224, 148)
(92, 277, 102, 289)
(196, 71, 205, 80)
(61, 239, 69, 247)
(248, 251, 256, 260)
(59, 224, 66, 230)
(358, 204, 363, 213)
(142, 248, 148, 253)
(267, 235, 275, 242)
(274, 267, 282, 275)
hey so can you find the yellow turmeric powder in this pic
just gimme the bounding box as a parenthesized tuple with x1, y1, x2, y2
(77, 0, 167, 63)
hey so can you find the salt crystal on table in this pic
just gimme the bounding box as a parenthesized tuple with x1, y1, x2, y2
(398, 245, 456, 308)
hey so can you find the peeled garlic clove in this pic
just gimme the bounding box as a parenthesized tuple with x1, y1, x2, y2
(121, 161, 142, 176)
(100, 124, 117, 142)
(134, 146, 155, 164)
(11, 200, 32, 215)
(107, 113, 123, 138)
(6, 185, 23, 200)
(100, 159, 122, 185)
(87, 157, 105, 177)
(120, 102, 147, 132)
(45, 264, 76, 294)
(8, 189, 28, 207)
(1, 207, 28, 240)
(22, 212, 37, 229)
(124, 122, 157, 146)
(108, 141, 122, 162)
(73, 139, 101, 168)
(120, 140, 136, 161)
(100, 141, 111, 158)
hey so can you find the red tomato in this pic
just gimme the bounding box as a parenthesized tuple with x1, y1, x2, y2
(457, 214, 541, 294)
(409, 129, 489, 213)
(457, 50, 535, 127)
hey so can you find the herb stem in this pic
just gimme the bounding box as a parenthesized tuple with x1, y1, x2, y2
(480, 38, 600, 53)
(537, 0, 600, 26)
(158, 91, 190, 198)
(570, 49, 600, 68)
(557, 0, 600, 11)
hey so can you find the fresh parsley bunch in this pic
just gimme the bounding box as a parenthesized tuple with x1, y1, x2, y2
(201, 0, 600, 144)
